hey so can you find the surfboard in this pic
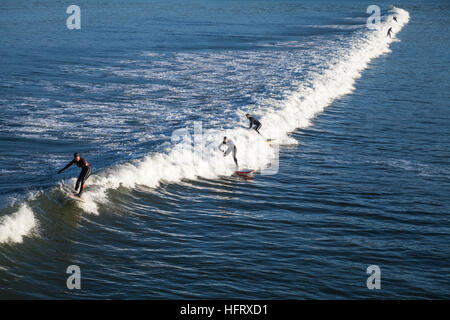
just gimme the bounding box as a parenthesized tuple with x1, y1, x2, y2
(60, 184, 84, 202)
(266, 139, 276, 144)
(66, 193, 85, 202)
(234, 169, 255, 176)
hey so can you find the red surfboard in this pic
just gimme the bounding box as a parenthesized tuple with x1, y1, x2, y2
(234, 169, 255, 177)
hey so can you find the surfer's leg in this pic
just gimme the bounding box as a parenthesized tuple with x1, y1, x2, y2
(233, 146, 238, 167)
(78, 167, 91, 196)
(75, 174, 82, 193)
(255, 123, 262, 134)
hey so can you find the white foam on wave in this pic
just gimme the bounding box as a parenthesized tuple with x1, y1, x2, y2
(74, 8, 410, 214)
(260, 7, 409, 142)
(0, 205, 38, 244)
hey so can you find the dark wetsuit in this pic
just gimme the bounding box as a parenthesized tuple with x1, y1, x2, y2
(248, 116, 262, 134)
(59, 158, 92, 196)
(387, 27, 393, 38)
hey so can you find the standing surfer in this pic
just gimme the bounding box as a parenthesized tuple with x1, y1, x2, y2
(246, 114, 262, 135)
(58, 152, 92, 197)
(219, 137, 238, 168)
(387, 27, 393, 38)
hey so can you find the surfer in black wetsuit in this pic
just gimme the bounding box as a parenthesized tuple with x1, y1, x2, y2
(246, 114, 262, 134)
(393, 16, 398, 23)
(58, 153, 92, 197)
(387, 27, 393, 38)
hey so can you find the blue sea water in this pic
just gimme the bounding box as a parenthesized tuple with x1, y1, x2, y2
(0, 0, 449, 299)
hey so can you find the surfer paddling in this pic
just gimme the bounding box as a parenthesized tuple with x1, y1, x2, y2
(219, 137, 238, 168)
(246, 114, 262, 135)
(58, 152, 92, 197)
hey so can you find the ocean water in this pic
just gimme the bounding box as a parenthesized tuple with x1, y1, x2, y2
(0, 0, 449, 299)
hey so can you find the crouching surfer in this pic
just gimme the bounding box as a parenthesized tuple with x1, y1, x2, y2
(58, 152, 92, 197)
(219, 137, 238, 169)
(246, 114, 262, 135)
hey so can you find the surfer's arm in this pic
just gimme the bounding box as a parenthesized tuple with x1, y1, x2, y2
(248, 118, 253, 129)
(58, 160, 74, 174)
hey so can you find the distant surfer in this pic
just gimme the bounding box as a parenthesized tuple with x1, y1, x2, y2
(219, 137, 238, 168)
(387, 27, 393, 38)
(58, 152, 92, 197)
(246, 114, 262, 135)
(393, 16, 398, 23)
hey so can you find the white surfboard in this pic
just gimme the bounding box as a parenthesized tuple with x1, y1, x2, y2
(66, 193, 85, 202)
